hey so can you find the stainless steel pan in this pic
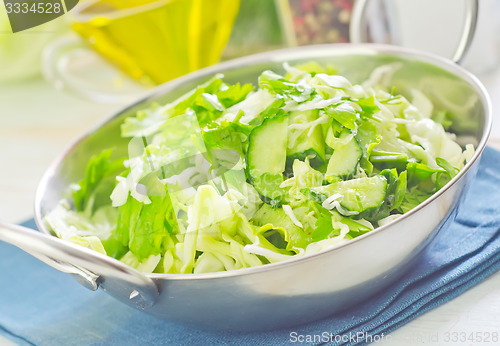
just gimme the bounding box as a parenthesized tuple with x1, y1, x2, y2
(0, 0, 491, 331)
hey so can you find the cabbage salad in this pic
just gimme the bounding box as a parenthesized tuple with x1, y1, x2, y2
(46, 62, 474, 274)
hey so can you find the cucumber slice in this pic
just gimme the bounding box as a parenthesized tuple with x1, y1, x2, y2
(370, 150, 408, 171)
(325, 132, 362, 182)
(286, 110, 326, 170)
(247, 115, 288, 203)
(312, 176, 387, 213)
(252, 173, 284, 202)
(251, 204, 311, 249)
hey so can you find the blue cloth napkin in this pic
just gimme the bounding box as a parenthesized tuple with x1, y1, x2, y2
(2, 146, 500, 346)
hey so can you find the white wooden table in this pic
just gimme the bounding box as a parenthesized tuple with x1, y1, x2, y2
(1, 64, 500, 345)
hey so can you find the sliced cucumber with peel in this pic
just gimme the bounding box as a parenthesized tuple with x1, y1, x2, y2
(247, 115, 289, 203)
(251, 203, 311, 249)
(370, 150, 408, 171)
(312, 175, 387, 213)
(325, 131, 362, 182)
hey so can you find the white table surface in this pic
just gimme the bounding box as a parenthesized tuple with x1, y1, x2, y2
(2, 63, 500, 345)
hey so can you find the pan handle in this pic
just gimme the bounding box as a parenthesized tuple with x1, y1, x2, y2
(0, 220, 159, 310)
(349, 0, 479, 65)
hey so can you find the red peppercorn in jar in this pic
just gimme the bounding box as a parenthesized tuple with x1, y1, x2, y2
(276, 0, 353, 46)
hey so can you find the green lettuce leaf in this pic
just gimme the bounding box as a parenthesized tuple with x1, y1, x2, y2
(72, 150, 125, 213)
(258, 70, 315, 103)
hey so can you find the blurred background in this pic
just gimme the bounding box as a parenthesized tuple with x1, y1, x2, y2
(2, 0, 500, 92)
(0, 0, 500, 225)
